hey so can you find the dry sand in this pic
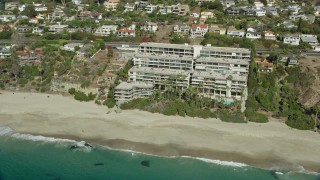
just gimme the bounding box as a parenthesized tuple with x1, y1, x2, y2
(0, 91, 319, 172)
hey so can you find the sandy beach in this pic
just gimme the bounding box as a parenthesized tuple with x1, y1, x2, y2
(0, 91, 319, 172)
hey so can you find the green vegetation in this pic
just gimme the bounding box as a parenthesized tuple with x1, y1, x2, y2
(68, 88, 96, 102)
(201, 33, 254, 49)
(170, 33, 190, 44)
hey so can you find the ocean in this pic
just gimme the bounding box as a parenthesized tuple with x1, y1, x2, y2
(0, 127, 318, 180)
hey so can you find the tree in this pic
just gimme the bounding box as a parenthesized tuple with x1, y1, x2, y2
(22, 5, 37, 18)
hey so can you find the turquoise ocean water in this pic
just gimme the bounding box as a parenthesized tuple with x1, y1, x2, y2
(0, 127, 318, 180)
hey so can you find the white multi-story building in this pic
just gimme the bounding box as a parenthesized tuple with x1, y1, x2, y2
(145, 4, 157, 13)
(173, 24, 190, 34)
(227, 27, 245, 38)
(94, 25, 118, 36)
(104, 0, 120, 11)
(114, 82, 154, 102)
(124, 3, 135, 12)
(190, 24, 209, 38)
(117, 29, 135, 37)
(33, 3, 47, 12)
(0, 46, 11, 59)
(115, 43, 251, 103)
(283, 34, 300, 46)
(264, 31, 276, 40)
(48, 24, 68, 33)
(159, 5, 172, 14)
(0, 15, 16, 22)
(246, 28, 261, 39)
(141, 22, 158, 32)
(300, 34, 318, 47)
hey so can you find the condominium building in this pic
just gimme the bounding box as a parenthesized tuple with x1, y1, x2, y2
(115, 43, 251, 103)
(129, 66, 191, 90)
(114, 82, 154, 102)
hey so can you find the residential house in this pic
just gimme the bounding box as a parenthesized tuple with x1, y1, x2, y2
(159, 5, 172, 15)
(141, 22, 158, 32)
(145, 4, 157, 13)
(32, 26, 45, 35)
(265, 6, 279, 16)
(190, 24, 209, 38)
(314, 6, 320, 17)
(201, 11, 214, 19)
(173, 23, 190, 34)
(0, 15, 16, 22)
(5, 2, 18, 11)
(240, 8, 255, 16)
(227, 27, 245, 37)
(0, 46, 11, 59)
(17, 26, 32, 33)
(18, 4, 26, 12)
(257, 61, 273, 72)
(172, 4, 190, 16)
(191, 7, 201, 18)
(16, 48, 44, 66)
(94, 25, 118, 36)
(72, 0, 82, 5)
(48, 8, 65, 20)
(279, 20, 297, 29)
(287, 56, 298, 67)
(255, 9, 266, 17)
(79, 11, 102, 20)
(254, 1, 264, 10)
(64, 16, 76, 21)
(287, 4, 301, 15)
(135, 1, 149, 11)
(61, 43, 84, 52)
(304, 14, 315, 24)
(209, 25, 226, 35)
(124, 3, 135, 12)
(264, 31, 276, 40)
(29, 18, 39, 24)
(36, 13, 46, 20)
(225, 7, 240, 16)
(117, 29, 135, 37)
(246, 28, 261, 39)
(283, 34, 300, 46)
(104, 0, 120, 11)
(195, 0, 214, 4)
(300, 34, 318, 47)
(48, 24, 68, 34)
(223, 0, 235, 8)
(33, 3, 47, 12)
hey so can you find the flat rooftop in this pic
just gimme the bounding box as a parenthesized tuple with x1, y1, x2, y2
(134, 52, 193, 61)
(192, 71, 248, 82)
(196, 57, 249, 65)
(139, 42, 251, 54)
(115, 81, 154, 90)
(129, 66, 190, 76)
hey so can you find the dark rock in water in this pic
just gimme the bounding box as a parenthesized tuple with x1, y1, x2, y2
(84, 143, 93, 148)
(69, 145, 78, 150)
(94, 163, 104, 166)
(53, 178, 61, 180)
(270, 171, 279, 179)
(141, 160, 150, 167)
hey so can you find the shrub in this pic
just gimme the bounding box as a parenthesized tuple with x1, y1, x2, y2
(245, 109, 268, 123)
(217, 110, 247, 123)
(68, 88, 76, 95)
(104, 98, 116, 108)
(286, 112, 314, 130)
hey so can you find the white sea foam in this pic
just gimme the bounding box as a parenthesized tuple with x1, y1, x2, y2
(184, 156, 247, 167)
(0, 126, 76, 143)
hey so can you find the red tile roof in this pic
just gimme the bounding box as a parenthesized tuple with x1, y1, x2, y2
(191, 24, 208, 29)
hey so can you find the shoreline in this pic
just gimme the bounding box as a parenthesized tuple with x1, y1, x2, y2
(0, 91, 320, 173)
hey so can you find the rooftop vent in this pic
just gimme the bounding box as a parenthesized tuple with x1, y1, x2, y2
(206, 44, 211, 47)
